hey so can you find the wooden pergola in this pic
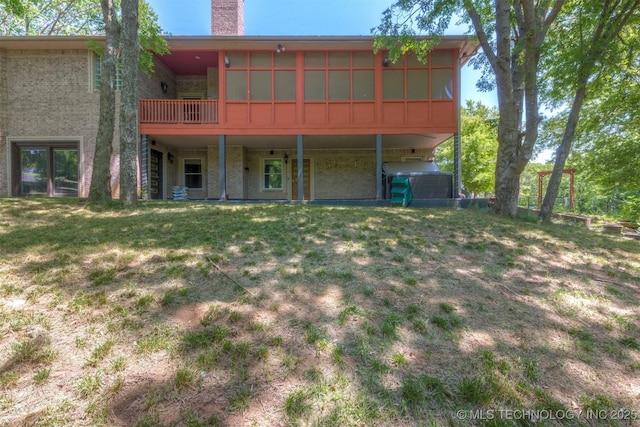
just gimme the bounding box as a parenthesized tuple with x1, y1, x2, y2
(537, 169, 576, 210)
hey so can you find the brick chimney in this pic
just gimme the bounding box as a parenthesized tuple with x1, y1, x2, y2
(211, 0, 244, 35)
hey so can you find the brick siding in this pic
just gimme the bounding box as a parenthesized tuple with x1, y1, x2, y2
(0, 49, 8, 196)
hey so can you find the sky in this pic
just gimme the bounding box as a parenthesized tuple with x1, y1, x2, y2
(146, 0, 498, 109)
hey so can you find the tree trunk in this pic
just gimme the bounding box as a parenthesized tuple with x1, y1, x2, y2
(540, 1, 639, 221)
(88, 0, 119, 203)
(494, 130, 522, 216)
(540, 86, 586, 221)
(119, 0, 139, 208)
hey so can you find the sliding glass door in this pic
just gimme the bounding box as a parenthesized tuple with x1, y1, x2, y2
(20, 148, 49, 196)
(14, 143, 79, 197)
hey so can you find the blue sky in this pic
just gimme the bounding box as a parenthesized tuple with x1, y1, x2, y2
(146, 0, 497, 108)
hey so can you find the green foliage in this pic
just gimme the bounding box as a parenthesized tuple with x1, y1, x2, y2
(372, 0, 462, 63)
(2, 0, 169, 75)
(537, 0, 640, 215)
(138, 1, 170, 74)
(619, 194, 640, 223)
(0, 0, 102, 35)
(436, 100, 498, 196)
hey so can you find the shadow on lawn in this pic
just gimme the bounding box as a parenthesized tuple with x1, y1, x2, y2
(1, 199, 638, 426)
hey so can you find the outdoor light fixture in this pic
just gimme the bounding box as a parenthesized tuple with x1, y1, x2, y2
(284, 153, 289, 164)
(167, 153, 174, 163)
(224, 55, 230, 68)
(160, 81, 168, 92)
(383, 58, 390, 67)
(276, 44, 285, 53)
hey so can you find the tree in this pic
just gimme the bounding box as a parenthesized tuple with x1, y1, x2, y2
(539, 0, 640, 221)
(0, 0, 102, 35)
(436, 100, 498, 196)
(88, 0, 120, 203)
(119, 0, 139, 208)
(374, 0, 565, 216)
(88, 1, 167, 204)
(539, 1, 640, 219)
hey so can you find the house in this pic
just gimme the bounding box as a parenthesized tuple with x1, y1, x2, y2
(0, 0, 479, 202)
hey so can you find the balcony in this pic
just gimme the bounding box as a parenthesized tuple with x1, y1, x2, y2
(139, 100, 218, 124)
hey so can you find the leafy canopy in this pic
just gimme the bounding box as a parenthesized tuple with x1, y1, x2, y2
(437, 101, 498, 195)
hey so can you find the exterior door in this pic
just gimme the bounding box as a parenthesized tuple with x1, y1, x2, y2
(14, 144, 78, 196)
(291, 159, 311, 201)
(180, 94, 204, 123)
(149, 149, 163, 200)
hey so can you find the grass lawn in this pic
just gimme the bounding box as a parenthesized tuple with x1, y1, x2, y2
(1, 198, 639, 426)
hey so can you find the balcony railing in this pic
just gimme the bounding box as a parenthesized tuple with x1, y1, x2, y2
(139, 100, 218, 124)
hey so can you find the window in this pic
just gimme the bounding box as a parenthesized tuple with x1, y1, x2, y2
(184, 159, 203, 189)
(94, 54, 122, 91)
(263, 159, 283, 190)
(13, 142, 78, 197)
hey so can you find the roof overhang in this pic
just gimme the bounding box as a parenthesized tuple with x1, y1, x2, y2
(0, 35, 480, 76)
(0, 35, 479, 59)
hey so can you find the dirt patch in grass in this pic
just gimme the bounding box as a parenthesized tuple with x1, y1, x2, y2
(1, 198, 639, 426)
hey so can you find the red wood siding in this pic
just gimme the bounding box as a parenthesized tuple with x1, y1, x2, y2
(139, 49, 459, 136)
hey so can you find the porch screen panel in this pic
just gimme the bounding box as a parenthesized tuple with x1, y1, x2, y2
(20, 148, 48, 196)
(328, 52, 350, 67)
(250, 52, 271, 68)
(407, 69, 429, 99)
(226, 70, 248, 100)
(304, 70, 325, 100)
(328, 70, 350, 100)
(352, 52, 374, 67)
(275, 53, 296, 68)
(227, 52, 247, 68)
(53, 149, 79, 195)
(431, 50, 453, 66)
(304, 52, 325, 67)
(407, 53, 423, 66)
(383, 70, 404, 99)
(250, 70, 271, 100)
(353, 70, 374, 100)
(275, 70, 296, 100)
(431, 69, 454, 99)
